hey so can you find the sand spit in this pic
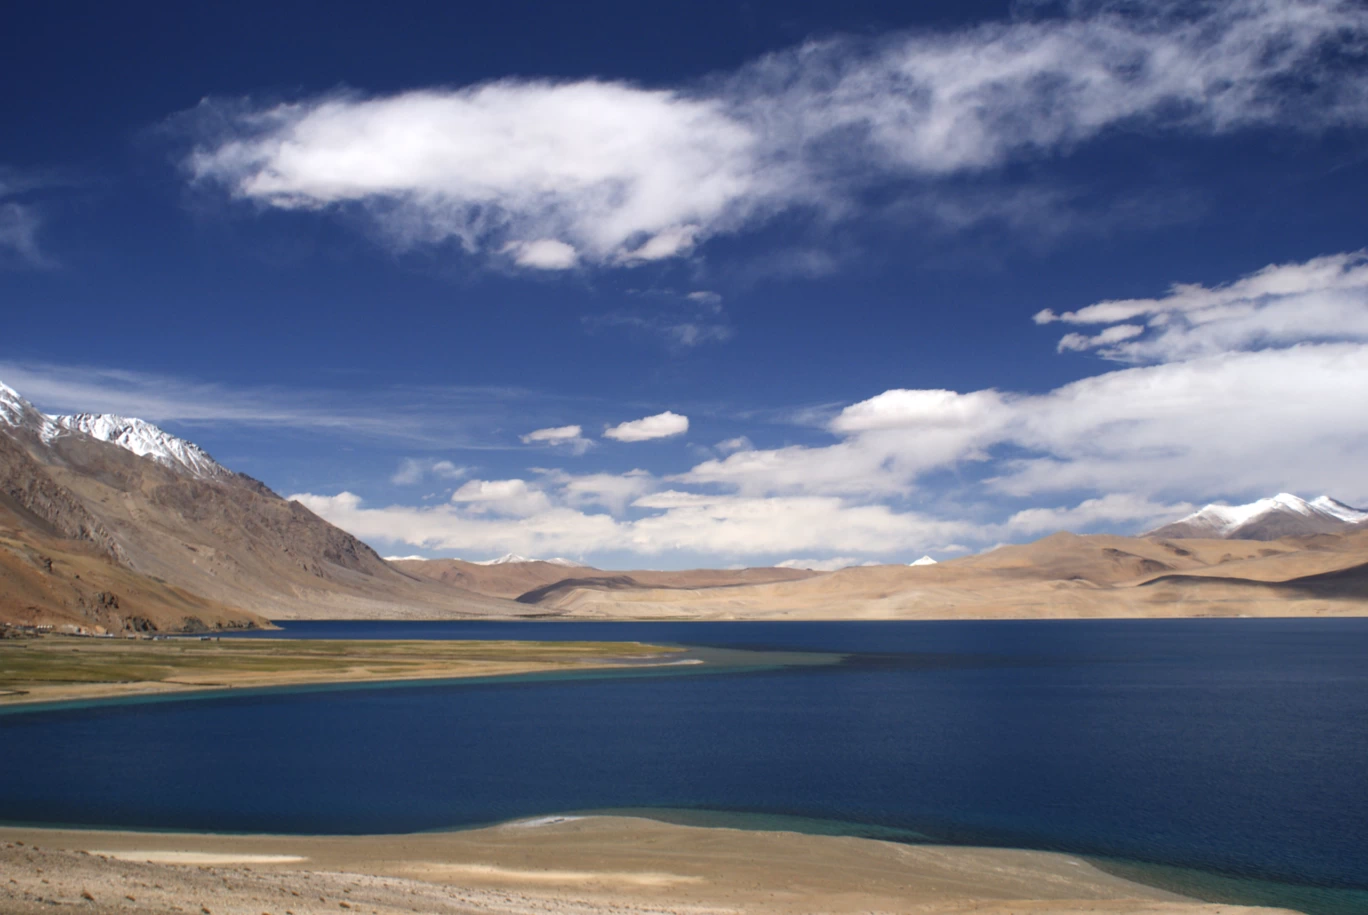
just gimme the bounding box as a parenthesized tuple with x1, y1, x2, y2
(0, 817, 1299, 915)
(0, 637, 678, 708)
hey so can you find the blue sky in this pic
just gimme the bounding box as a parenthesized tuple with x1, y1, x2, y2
(3, 0, 1368, 568)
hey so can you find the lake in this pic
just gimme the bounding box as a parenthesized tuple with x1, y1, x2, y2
(3, 619, 1366, 914)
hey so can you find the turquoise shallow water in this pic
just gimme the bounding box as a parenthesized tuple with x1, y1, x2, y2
(3, 619, 1366, 915)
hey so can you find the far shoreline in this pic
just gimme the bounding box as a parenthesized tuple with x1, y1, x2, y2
(0, 635, 685, 713)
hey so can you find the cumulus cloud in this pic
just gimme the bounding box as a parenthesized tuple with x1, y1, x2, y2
(295, 249, 1368, 563)
(293, 487, 973, 559)
(521, 424, 593, 455)
(604, 411, 689, 442)
(182, 1, 1368, 268)
(503, 239, 579, 270)
(556, 469, 656, 515)
(449, 478, 553, 517)
(830, 388, 1007, 434)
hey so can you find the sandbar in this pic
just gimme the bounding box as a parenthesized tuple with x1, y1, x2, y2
(0, 636, 678, 709)
(0, 816, 1301, 914)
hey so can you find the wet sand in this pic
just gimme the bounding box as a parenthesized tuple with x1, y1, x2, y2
(0, 817, 1300, 914)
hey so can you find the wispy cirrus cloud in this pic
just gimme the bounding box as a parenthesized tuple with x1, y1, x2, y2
(582, 289, 735, 350)
(391, 458, 467, 485)
(0, 166, 64, 269)
(0, 360, 573, 449)
(1036, 250, 1368, 362)
(179, 0, 1368, 271)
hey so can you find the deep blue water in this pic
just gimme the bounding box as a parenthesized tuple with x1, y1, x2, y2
(3, 620, 1367, 913)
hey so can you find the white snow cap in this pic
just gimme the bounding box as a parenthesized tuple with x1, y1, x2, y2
(53, 413, 231, 480)
(472, 553, 583, 566)
(1160, 493, 1368, 535)
(0, 379, 230, 481)
(909, 555, 938, 566)
(0, 381, 60, 441)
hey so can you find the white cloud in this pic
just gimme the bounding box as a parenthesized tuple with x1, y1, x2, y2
(1038, 251, 1368, 362)
(1003, 494, 1196, 536)
(1056, 323, 1146, 353)
(391, 458, 467, 485)
(293, 487, 972, 559)
(558, 469, 656, 515)
(684, 251, 1368, 507)
(0, 202, 47, 268)
(288, 249, 1368, 563)
(449, 478, 553, 517)
(777, 557, 876, 571)
(187, 82, 768, 268)
(183, 1, 1368, 268)
(521, 424, 593, 455)
(829, 388, 1007, 434)
(0, 167, 62, 269)
(504, 239, 579, 270)
(715, 436, 752, 455)
(604, 411, 689, 442)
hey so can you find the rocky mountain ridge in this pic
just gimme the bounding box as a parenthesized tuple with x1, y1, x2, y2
(0, 380, 522, 630)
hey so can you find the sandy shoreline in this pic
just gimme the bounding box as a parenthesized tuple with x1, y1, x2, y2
(0, 816, 1300, 914)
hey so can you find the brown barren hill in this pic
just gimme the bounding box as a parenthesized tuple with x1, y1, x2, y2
(394, 557, 819, 602)
(512, 532, 1368, 620)
(0, 383, 531, 626)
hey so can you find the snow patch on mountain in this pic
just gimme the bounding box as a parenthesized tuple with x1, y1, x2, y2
(909, 555, 938, 566)
(472, 553, 584, 567)
(1, 379, 231, 481)
(1148, 493, 1368, 540)
(53, 413, 231, 480)
(0, 381, 60, 441)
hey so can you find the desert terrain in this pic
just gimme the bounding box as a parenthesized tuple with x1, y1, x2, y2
(410, 530, 1368, 621)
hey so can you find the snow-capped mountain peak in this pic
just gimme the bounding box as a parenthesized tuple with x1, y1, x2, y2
(1, 380, 231, 481)
(52, 413, 231, 480)
(0, 381, 60, 441)
(1309, 496, 1368, 524)
(1148, 493, 1368, 540)
(909, 555, 938, 566)
(471, 553, 583, 566)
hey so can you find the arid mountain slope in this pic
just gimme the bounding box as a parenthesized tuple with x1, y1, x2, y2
(393, 557, 818, 601)
(0, 430, 266, 632)
(0, 383, 525, 625)
(509, 531, 1368, 620)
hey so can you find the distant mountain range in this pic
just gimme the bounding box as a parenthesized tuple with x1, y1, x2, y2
(3, 378, 1366, 627)
(1147, 493, 1368, 541)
